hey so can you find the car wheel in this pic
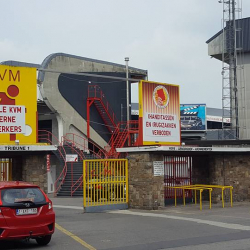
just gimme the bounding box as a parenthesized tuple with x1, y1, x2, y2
(36, 235, 52, 246)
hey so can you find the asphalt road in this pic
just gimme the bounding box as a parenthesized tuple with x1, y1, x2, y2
(1, 199, 250, 250)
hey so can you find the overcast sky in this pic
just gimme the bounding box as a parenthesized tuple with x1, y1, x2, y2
(1, 0, 250, 108)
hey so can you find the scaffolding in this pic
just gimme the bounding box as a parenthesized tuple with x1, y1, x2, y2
(220, 0, 243, 139)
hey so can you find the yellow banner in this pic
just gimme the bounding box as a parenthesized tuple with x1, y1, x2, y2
(0, 65, 37, 144)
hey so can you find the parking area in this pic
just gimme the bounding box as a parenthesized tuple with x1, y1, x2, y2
(1, 198, 250, 250)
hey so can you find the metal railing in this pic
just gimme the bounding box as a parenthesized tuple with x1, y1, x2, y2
(64, 133, 107, 159)
(168, 186, 212, 211)
(191, 184, 233, 208)
(88, 85, 119, 126)
(83, 159, 128, 209)
(38, 130, 67, 196)
(169, 184, 233, 210)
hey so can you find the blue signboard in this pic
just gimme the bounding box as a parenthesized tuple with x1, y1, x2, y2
(180, 104, 206, 131)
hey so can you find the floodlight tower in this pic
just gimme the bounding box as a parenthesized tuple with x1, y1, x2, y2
(219, 0, 242, 139)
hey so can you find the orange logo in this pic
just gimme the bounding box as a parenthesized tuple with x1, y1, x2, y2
(153, 86, 169, 109)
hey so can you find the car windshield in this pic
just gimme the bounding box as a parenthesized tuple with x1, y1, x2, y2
(1, 188, 46, 205)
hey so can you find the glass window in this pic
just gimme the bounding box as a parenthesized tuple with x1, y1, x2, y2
(1, 188, 46, 205)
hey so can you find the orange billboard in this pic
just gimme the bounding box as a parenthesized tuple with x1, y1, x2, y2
(138, 80, 180, 145)
(0, 65, 37, 144)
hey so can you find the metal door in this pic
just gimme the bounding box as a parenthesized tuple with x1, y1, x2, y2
(164, 156, 192, 205)
(0, 158, 12, 181)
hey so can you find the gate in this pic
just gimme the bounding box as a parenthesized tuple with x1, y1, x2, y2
(83, 159, 128, 212)
(0, 158, 12, 181)
(164, 156, 192, 205)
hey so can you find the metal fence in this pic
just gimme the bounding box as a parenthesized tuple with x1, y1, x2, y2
(0, 158, 12, 181)
(83, 159, 128, 212)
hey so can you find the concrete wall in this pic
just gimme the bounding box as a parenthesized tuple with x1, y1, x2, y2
(207, 32, 250, 139)
(39, 54, 147, 148)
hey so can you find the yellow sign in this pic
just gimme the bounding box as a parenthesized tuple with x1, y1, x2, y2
(0, 65, 37, 144)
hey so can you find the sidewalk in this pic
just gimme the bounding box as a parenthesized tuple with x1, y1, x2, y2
(50, 197, 83, 207)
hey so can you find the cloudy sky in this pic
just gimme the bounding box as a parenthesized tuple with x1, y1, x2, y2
(1, 0, 250, 108)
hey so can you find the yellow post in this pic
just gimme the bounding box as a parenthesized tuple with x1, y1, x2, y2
(194, 189, 197, 204)
(200, 189, 203, 211)
(175, 189, 177, 207)
(230, 187, 233, 207)
(125, 159, 129, 204)
(222, 188, 224, 208)
(209, 189, 212, 209)
(83, 160, 86, 208)
(183, 188, 185, 206)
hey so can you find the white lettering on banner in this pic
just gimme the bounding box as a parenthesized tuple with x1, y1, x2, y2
(0, 105, 25, 134)
(143, 112, 180, 142)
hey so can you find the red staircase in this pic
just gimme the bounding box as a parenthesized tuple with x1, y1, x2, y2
(87, 85, 118, 138)
(107, 121, 139, 158)
(87, 84, 140, 158)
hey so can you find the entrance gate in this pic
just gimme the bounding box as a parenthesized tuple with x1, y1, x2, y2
(83, 159, 128, 212)
(0, 158, 12, 181)
(164, 156, 192, 205)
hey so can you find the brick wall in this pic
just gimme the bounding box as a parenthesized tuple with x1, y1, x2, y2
(128, 152, 164, 209)
(210, 154, 250, 202)
(22, 154, 47, 193)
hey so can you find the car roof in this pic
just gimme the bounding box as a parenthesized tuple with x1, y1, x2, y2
(0, 181, 40, 190)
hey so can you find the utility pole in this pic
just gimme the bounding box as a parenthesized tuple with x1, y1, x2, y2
(125, 57, 130, 124)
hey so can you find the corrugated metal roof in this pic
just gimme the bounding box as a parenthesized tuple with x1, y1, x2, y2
(206, 17, 250, 53)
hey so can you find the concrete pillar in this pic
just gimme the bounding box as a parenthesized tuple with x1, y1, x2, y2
(22, 154, 47, 193)
(128, 152, 164, 209)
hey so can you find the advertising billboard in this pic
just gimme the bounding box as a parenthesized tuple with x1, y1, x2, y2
(180, 104, 206, 131)
(138, 80, 180, 146)
(0, 65, 37, 144)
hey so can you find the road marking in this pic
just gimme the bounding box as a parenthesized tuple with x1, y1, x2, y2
(109, 210, 250, 231)
(55, 223, 96, 250)
(54, 205, 83, 210)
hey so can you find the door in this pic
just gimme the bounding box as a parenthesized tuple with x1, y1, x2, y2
(164, 156, 192, 205)
(0, 158, 12, 181)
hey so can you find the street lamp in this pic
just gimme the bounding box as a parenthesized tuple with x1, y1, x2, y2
(125, 57, 129, 124)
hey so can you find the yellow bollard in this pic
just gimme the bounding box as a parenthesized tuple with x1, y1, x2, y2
(222, 188, 224, 208)
(200, 189, 203, 211)
(209, 189, 212, 209)
(230, 187, 233, 207)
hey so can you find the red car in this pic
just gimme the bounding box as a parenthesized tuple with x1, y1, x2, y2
(0, 181, 55, 246)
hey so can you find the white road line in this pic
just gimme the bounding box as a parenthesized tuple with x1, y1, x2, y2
(109, 210, 250, 231)
(54, 205, 83, 210)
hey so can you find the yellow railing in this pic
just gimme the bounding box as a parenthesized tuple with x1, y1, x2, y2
(191, 184, 233, 208)
(168, 186, 212, 211)
(83, 159, 128, 208)
(169, 184, 233, 210)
